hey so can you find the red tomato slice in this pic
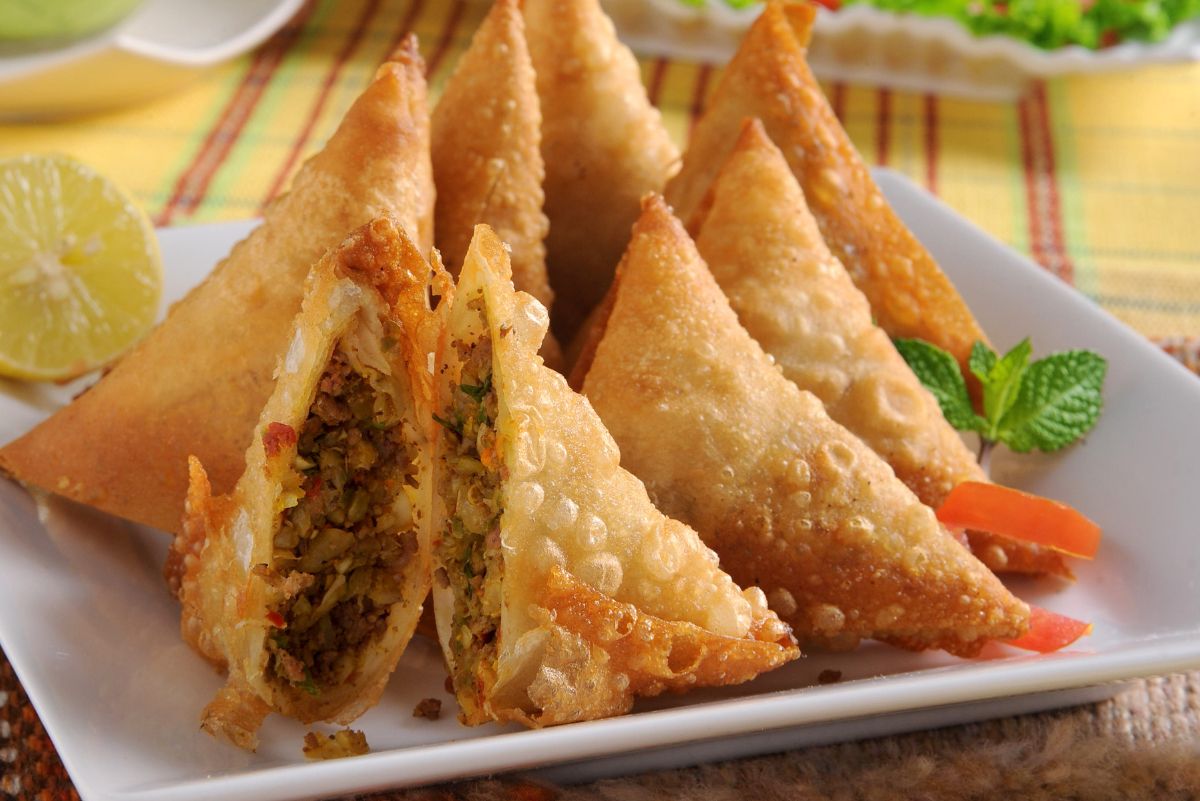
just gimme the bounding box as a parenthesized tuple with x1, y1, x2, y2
(1005, 606, 1092, 653)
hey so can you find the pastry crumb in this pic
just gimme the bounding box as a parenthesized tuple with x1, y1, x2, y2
(817, 669, 843, 685)
(302, 729, 369, 760)
(413, 697, 442, 721)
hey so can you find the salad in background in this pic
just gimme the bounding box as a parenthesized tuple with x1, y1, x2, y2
(681, 0, 1200, 51)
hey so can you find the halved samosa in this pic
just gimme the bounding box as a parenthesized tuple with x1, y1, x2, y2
(579, 196, 1029, 656)
(431, 224, 797, 726)
(431, 0, 561, 369)
(0, 39, 435, 533)
(166, 218, 444, 750)
(691, 119, 1067, 578)
(524, 0, 680, 340)
(663, 3, 986, 383)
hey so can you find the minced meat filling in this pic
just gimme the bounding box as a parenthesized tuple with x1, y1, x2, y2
(265, 348, 419, 694)
(436, 330, 504, 717)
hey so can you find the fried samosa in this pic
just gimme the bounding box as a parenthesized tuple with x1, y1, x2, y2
(663, 2, 986, 383)
(431, 0, 561, 369)
(430, 224, 797, 726)
(691, 119, 1067, 578)
(579, 196, 1030, 656)
(523, 0, 680, 340)
(166, 218, 444, 750)
(0, 39, 435, 533)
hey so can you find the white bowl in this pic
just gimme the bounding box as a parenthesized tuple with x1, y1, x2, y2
(0, 0, 304, 120)
(605, 0, 1200, 100)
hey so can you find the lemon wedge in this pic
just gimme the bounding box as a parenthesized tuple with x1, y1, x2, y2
(0, 154, 162, 381)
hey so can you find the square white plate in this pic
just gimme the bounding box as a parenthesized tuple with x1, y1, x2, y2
(2, 169, 1199, 801)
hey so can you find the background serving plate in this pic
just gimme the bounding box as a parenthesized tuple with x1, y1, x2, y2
(0, 0, 304, 120)
(1, 170, 1199, 801)
(603, 1, 1200, 100)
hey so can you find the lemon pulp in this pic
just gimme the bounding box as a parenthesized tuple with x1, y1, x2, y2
(0, 154, 162, 381)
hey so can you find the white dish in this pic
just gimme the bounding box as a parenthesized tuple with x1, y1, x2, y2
(603, 1, 1200, 100)
(2, 170, 1200, 801)
(0, 0, 304, 120)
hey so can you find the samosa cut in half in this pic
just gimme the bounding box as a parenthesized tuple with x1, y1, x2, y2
(578, 196, 1030, 656)
(690, 119, 1067, 578)
(664, 2, 987, 384)
(0, 38, 435, 533)
(524, 0, 680, 341)
(431, 0, 561, 368)
(430, 223, 797, 727)
(166, 218, 444, 750)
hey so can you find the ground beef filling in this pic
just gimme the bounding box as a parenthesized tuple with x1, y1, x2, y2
(266, 349, 419, 694)
(436, 333, 504, 714)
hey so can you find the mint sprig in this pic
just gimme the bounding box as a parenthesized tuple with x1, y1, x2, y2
(895, 338, 1107, 454)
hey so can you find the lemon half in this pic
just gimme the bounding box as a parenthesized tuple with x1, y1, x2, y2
(0, 154, 162, 381)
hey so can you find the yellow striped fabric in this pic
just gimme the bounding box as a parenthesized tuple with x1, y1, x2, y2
(0, 0, 1196, 353)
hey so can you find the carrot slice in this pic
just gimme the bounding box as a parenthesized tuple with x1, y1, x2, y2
(936, 481, 1101, 559)
(1005, 606, 1092, 653)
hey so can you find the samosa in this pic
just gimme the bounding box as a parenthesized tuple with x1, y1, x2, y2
(430, 224, 797, 726)
(524, 0, 679, 340)
(690, 119, 1067, 577)
(664, 3, 986, 382)
(579, 196, 1030, 656)
(431, 0, 561, 368)
(0, 39, 435, 533)
(166, 217, 443, 750)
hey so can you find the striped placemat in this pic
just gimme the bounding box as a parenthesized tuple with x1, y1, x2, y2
(1, 0, 1197, 343)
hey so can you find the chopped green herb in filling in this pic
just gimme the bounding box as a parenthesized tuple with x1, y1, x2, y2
(436, 331, 505, 719)
(264, 348, 420, 694)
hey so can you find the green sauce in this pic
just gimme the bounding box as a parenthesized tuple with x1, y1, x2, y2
(0, 0, 144, 42)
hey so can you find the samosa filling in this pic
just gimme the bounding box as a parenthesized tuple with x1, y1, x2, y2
(266, 349, 419, 694)
(435, 332, 505, 714)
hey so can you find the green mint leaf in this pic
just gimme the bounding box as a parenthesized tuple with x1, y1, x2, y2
(980, 338, 1032, 438)
(968, 341, 996, 383)
(893, 338, 984, 432)
(995, 350, 1108, 452)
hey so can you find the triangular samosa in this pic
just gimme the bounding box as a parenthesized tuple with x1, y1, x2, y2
(430, 224, 797, 726)
(0, 39, 435, 533)
(523, 0, 680, 340)
(166, 217, 444, 750)
(579, 196, 1029, 656)
(664, 2, 986, 383)
(431, 0, 561, 369)
(691, 119, 1067, 578)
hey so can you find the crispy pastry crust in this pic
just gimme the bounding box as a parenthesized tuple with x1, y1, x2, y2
(663, 3, 987, 393)
(168, 218, 445, 750)
(431, 224, 797, 727)
(580, 196, 1030, 657)
(690, 119, 1067, 578)
(432, 0, 561, 370)
(0, 41, 434, 533)
(524, 0, 680, 340)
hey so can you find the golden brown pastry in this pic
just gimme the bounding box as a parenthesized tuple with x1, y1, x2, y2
(690, 119, 1067, 578)
(664, 3, 986, 385)
(166, 218, 445, 750)
(432, 0, 551, 312)
(432, 0, 561, 370)
(0, 39, 435, 533)
(579, 195, 1030, 656)
(430, 223, 797, 726)
(524, 0, 680, 340)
